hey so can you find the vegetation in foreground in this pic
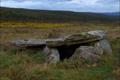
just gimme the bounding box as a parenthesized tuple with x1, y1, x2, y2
(0, 36, 120, 80)
(0, 21, 120, 80)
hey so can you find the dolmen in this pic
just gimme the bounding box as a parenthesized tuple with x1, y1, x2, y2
(11, 30, 112, 64)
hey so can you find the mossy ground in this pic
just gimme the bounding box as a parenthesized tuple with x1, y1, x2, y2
(0, 21, 120, 80)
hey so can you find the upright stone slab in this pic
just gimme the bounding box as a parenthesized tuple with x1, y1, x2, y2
(71, 46, 101, 62)
(94, 39, 112, 54)
(43, 46, 60, 64)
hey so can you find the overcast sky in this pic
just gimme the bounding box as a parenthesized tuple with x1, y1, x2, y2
(0, 0, 120, 12)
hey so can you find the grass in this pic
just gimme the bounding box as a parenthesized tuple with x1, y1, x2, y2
(0, 21, 74, 28)
(0, 21, 120, 80)
(0, 41, 120, 80)
(0, 47, 119, 80)
(0, 21, 119, 43)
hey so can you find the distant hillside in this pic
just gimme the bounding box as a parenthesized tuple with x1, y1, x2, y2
(103, 12, 120, 16)
(0, 7, 119, 22)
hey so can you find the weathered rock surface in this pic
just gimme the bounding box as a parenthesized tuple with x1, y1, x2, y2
(71, 46, 101, 62)
(43, 47, 60, 64)
(11, 33, 100, 48)
(11, 39, 63, 47)
(95, 39, 112, 54)
(46, 33, 100, 47)
(87, 30, 112, 54)
(10, 30, 113, 64)
(87, 30, 106, 39)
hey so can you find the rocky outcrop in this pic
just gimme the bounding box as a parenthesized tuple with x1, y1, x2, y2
(71, 46, 101, 62)
(10, 30, 112, 64)
(46, 33, 100, 47)
(87, 30, 112, 54)
(43, 46, 60, 64)
(11, 33, 100, 48)
(94, 39, 112, 54)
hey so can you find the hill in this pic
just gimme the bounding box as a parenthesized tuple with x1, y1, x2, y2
(103, 12, 120, 16)
(0, 7, 119, 22)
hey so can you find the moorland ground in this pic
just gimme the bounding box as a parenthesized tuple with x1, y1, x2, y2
(0, 21, 120, 80)
(0, 7, 120, 80)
